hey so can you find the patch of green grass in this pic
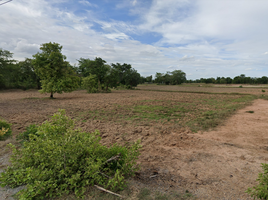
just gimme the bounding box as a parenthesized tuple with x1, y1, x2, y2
(80, 94, 255, 132)
(246, 110, 254, 113)
(137, 188, 152, 200)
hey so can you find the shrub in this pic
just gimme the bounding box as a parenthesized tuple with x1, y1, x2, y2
(0, 120, 12, 141)
(0, 109, 141, 199)
(239, 85, 243, 88)
(82, 74, 98, 93)
(262, 90, 266, 93)
(246, 163, 268, 199)
(16, 124, 38, 144)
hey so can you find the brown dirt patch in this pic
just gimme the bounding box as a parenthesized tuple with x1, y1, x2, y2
(0, 89, 267, 199)
(137, 84, 268, 95)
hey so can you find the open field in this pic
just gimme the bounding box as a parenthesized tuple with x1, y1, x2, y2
(137, 83, 268, 95)
(1, 86, 268, 199)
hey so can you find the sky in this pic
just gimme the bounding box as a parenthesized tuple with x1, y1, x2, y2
(1, 0, 268, 80)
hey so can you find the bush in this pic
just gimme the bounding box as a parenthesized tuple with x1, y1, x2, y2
(0, 120, 12, 141)
(16, 124, 38, 144)
(0, 109, 141, 200)
(246, 163, 268, 199)
(82, 74, 98, 93)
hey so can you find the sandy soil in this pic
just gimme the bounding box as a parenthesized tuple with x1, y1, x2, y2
(0, 89, 267, 199)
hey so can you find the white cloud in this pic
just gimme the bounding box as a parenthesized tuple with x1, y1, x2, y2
(78, 0, 97, 7)
(132, 0, 137, 6)
(0, 0, 268, 79)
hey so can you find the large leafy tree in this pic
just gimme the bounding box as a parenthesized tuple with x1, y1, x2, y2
(170, 70, 186, 85)
(124, 68, 140, 87)
(77, 57, 109, 91)
(103, 65, 119, 91)
(32, 42, 79, 98)
(111, 63, 131, 85)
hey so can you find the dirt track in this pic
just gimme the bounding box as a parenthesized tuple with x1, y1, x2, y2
(0, 89, 268, 199)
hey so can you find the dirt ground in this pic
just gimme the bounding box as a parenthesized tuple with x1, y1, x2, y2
(137, 84, 268, 95)
(0, 89, 268, 199)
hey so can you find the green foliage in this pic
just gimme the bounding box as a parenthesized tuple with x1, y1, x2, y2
(16, 124, 38, 143)
(82, 74, 98, 93)
(18, 58, 41, 90)
(0, 120, 12, 141)
(262, 90, 266, 93)
(0, 110, 141, 200)
(246, 163, 268, 199)
(154, 70, 186, 85)
(32, 42, 79, 98)
(239, 85, 243, 88)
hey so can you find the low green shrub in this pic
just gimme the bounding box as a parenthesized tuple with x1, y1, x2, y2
(0, 109, 141, 200)
(246, 163, 268, 199)
(82, 74, 98, 93)
(0, 120, 12, 141)
(16, 124, 38, 143)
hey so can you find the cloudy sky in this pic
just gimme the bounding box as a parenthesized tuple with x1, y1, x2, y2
(1, 0, 268, 79)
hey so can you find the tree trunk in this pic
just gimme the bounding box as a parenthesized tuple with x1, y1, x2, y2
(50, 92, 53, 98)
(98, 79, 101, 92)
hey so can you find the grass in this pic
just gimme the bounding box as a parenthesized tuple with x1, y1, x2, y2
(80, 93, 255, 132)
(246, 111, 254, 113)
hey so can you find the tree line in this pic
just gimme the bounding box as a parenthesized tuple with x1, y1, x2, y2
(186, 74, 268, 84)
(0, 42, 142, 98)
(2, 42, 267, 98)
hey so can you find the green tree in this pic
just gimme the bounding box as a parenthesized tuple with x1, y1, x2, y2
(32, 42, 79, 98)
(155, 72, 164, 84)
(124, 68, 141, 88)
(77, 57, 109, 91)
(103, 65, 119, 91)
(111, 63, 132, 85)
(170, 70, 186, 85)
(82, 74, 98, 93)
(18, 58, 41, 89)
(0, 49, 17, 89)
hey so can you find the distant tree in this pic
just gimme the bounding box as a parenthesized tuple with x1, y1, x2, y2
(111, 63, 132, 85)
(155, 72, 164, 84)
(170, 70, 186, 85)
(82, 74, 98, 93)
(18, 58, 41, 89)
(139, 76, 146, 84)
(32, 42, 79, 98)
(0, 49, 17, 89)
(226, 77, 232, 84)
(77, 57, 109, 91)
(124, 68, 140, 87)
(103, 65, 119, 91)
(145, 75, 153, 83)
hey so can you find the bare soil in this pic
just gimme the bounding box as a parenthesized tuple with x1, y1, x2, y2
(137, 84, 268, 95)
(0, 89, 268, 199)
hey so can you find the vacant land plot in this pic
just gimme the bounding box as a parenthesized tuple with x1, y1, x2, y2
(137, 83, 268, 95)
(0, 87, 268, 199)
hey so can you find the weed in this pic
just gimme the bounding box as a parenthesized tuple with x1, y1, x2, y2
(137, 188, 152, 200)
(0, 120, 12, 141)
(246, 111, 254, 113)
(239, 85, 243, 88)
(262, 89, 266, 92)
